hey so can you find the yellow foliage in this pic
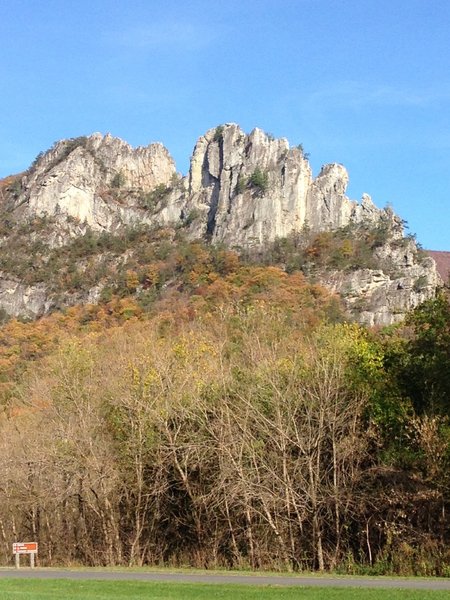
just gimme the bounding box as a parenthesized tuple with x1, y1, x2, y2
(126, 270, 139, 291)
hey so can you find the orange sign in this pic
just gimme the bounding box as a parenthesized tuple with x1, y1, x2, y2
(13, 542, 38, 554)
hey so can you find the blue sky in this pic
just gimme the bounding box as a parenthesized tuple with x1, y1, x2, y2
(1, 0, 449, 249)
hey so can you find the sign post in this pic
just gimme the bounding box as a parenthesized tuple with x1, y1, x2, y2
(12, 542, 38, 568)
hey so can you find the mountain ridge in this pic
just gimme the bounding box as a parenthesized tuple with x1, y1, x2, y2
(0, 125, 442, 325)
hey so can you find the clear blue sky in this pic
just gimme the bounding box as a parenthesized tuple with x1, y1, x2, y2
(1, 0, 449, 249)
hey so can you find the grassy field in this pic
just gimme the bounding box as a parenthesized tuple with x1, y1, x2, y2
(0, 579, 450, 600)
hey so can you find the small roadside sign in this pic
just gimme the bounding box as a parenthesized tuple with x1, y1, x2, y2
(12, 542, 38, 568)
(13, 542, 38, 555)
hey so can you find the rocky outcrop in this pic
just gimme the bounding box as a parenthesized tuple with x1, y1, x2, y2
(11, 124, 394, 247)
(15, 134, 177, 233)
(183, 124, 390, 247)
(321, 230, 442, 326)
(9, 124, 392, 245)
(324, 256, 440, 327)
(0, 124, 443, 324)
(0, 278, 50, 319)
(184, 125, 312, 245)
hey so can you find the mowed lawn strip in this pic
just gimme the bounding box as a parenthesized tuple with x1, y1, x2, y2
(0, 579, 450, 600)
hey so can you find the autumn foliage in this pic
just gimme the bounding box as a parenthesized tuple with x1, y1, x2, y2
(0, 237, 448, 575)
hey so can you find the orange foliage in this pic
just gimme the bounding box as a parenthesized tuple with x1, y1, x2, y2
(0, 234, 343, 412)
(0, 297, 144, 408)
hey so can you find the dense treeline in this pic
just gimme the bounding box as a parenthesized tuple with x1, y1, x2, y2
(0, 252, 449, 574)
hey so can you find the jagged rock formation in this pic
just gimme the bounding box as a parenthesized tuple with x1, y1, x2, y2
(0, 124, 442, 324)
(13, 134, 177, 233)
(183, 125, 389, 246)
(324, 242, 439, 327)
(6, 124, 390, 242)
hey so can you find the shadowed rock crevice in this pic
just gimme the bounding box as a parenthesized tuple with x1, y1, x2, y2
(205, 136, 224, 238)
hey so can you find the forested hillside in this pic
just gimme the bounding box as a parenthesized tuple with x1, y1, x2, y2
(0, 243, 448, 574)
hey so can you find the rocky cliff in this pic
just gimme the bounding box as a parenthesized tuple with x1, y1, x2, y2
(175, 124, 389, 246)
(10, 133, 176, 233)
(0, 124, 442, 324)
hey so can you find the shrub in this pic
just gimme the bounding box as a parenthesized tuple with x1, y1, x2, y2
(213, 125, 224, 142)
(249, 167, 269, 195)
(53, 137, 89, 170)
(63, 136, 88, 155)
(296, 143, 310, 160)
(413, 275, 428, 292)
(184, 208, 200, 226)
(30, 151, 44, 171)
(140, 183, 170, 209)
(0, 308, 10, 325)
(27, 137, 89, 176)
(8, 178, 22, 198)
(111, 171, 126, 189)
(99, 286, 113, 303)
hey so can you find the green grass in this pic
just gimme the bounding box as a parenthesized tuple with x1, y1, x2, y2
(0, 579, 449, 600)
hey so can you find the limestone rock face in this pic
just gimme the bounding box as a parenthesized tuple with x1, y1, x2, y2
(213, 126, 310, 246)
(182, 125, 413, 252)
(306, 163, 353, 231)
(18, 134, 177, 232)
(352, 193, 385, 225)
(324, 244, 441, 326)
(184, 124, 366, 246)
(0, 278, 50, 318)
(12, 125, 389, 245)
